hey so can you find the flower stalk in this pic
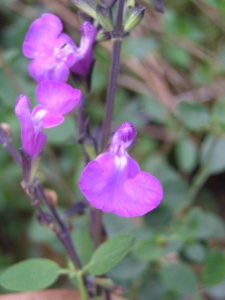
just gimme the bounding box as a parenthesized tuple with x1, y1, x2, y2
(90, 0, 125, 249)
(22, 179, 94, 297)
(0, 125, 22, 166)
(101, 0, 125, 151)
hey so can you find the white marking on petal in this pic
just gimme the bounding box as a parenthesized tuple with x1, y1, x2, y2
(33, 109, 47, 129)
(114, 155, 127, 170)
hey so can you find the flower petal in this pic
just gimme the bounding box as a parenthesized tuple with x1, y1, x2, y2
(121, 172, 163, 217)
(29, 58, 70, 82)
(32, 105, 64, 128)
(71, 22, 97, 77)
(79, 152, 163, 217)
(15, 94, 31, 121)
(22, 14, 63, 58)
(79, 22, 97, 51)
(15, 95, 46, 159)
(36, 80, 81, 114)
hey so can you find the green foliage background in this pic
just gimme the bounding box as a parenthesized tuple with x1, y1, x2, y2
(1, 0, 225, 299)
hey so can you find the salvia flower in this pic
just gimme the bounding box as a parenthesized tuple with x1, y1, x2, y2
(23, 13, 97, 83)
(15, 80, 81, 159)
(79, 122, 163, 218)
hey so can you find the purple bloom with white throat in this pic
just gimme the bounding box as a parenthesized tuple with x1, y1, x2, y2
(15, 81, 81, 159)
(79, 122, 163, 218)
(23, 13, 77, 82)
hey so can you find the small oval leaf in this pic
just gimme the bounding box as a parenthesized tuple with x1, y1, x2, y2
(202, 249, 225, 286)
(160, 263, 198, 295)
(177, 102, 210, 132)
(200, 134, 225, 175)
(87, 234, 135, 275)
(0, 258, 61, 292)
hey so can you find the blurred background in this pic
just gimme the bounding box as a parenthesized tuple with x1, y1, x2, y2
(1, 0, 225, 299)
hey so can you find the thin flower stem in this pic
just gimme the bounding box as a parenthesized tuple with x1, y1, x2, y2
(101, 0, 125, 151)
(90, 208, 103, 248)
(77, 272, 88, 300)
(0, 126, 22, 166)
(71, 0, 125, 251)
(34, 184, 83, 269)
(100, 40, 122, 151)
(78, 95, 87, 138)
(0, 128, 85, 274)
(21, 181, 94, 297)
(189, 136, 216, 202)
(92, 0, 125, 249)
(189, 167, 209, 201)
(114, 0, 125, 37)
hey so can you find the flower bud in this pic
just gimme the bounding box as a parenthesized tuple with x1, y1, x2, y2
(126, 0, 135, 8)
(151, 0, 164, 13)
(123, 6, 145, 33)
(96, 29, 111, 42)
(0, 123, 12, 139)
(110, 122, 137, 155)
(44, 189, 58, 207)
(96, 5, 114, 32)
(70, 0, 96, 19)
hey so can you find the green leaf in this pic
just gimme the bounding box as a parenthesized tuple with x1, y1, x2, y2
(124, 38, 158, 60)
(123, 6, 145, 32)
(175, 137, 198, 173)
(139, 95, 168, 124)
(180, 208, 225, 242)
(200, 134, 225, 175)
(165, 45, 191, 68)
(206, 279, 225, 299)
(132, 238, 163, 262)
(212, 97, 225, 132)
(163, 179, 190, 213)
(160, 263, 198, 295)
(0, 258, 61, 292)
(109, 256, 147, 281)
(196, 212, 225, 240)
(70, 0, 96, 19)
(86, 234, 135, 275)
(71, 227, 94, 265)
(184, 243, 206, 263)
(96, 5, 113, 31)
(176, 102, 210, 131)
(202, 249, 225, 286)
(103, 213, 136, 237)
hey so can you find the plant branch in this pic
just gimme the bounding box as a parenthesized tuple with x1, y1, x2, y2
(101, 0, 125, 151)
(20, 178, 94, 298)
(0, 126, 22, 166)
(91, 0, 125, 252)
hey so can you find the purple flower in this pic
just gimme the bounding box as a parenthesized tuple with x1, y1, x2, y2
(79, 122, 163, 218)
(23, 14, 97, 83)
(70, 22, 97, 80)
(23, 13, 77, 82)
(15, 81, 81, 159)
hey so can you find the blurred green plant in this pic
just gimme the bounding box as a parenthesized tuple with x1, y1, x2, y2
(1, 0, 225, 299)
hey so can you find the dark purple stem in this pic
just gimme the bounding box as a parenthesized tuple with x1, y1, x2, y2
(36, 185, 82, 265)
(92, 0, 125, 249)
(77, 95, 98, 164)
(101, 0, 125, 151)
(31, 183, 94, 297)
